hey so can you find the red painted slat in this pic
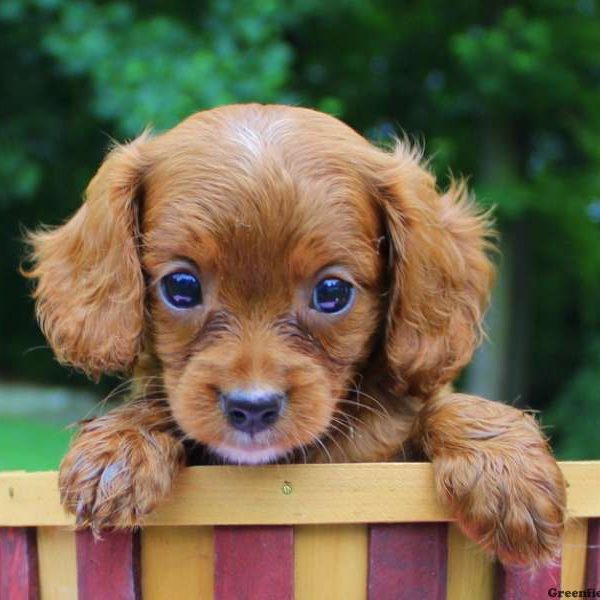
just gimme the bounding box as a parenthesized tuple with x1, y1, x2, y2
(368, 523, 448, 600)
(76, 530, 140, 600)
(586, 518, 600, 588)
(214, 526, 293, 600)
(497, 562, 561, 600)
(0, 527, 39, 600)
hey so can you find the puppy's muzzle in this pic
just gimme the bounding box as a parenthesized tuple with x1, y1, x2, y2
(220, 390, 286, 435)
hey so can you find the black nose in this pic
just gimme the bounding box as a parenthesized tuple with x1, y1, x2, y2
(221, 390, 286, 435)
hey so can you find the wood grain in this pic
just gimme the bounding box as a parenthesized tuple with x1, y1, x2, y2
(561, 518, 588, 591)
(214, 526, 293, 600)
(497, 562, 561, 600)
(1, 462, 598, 527)
(76, 529, 141, 600)
(295, 524, 368, 600)
(368, 523, 448, 600)
(0, 527, 39, 600)
(446, 524, 495, 600)
(37, 527, 77, 600)
(586, 518, 600, 588)
(141, 526, 214, 600)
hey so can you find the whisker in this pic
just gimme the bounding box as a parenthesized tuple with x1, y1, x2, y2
(343, 386, 391, 418)
(336, 398, 389, 420)
(323, 421, 354, 460)
(332, 408, 366, 429)
(303, 428, 333, 464)
(287, 430, 308, 465)
(328, 415, 355, 439)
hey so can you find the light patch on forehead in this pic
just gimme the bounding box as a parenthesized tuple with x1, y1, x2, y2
(229, 123, 265, 158)
(225, 114, 294, 161)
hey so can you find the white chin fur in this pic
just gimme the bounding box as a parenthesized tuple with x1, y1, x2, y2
(212, 445, 286, 465)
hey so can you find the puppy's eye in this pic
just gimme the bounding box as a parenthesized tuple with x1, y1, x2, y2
(160, 272, 202, 309)
(311, 278, 355, 314)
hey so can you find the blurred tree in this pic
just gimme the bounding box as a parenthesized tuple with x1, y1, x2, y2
(547, 338, 600, 458)
(1, 0, 598, 456)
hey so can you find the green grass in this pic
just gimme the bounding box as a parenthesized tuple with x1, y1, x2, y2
(0, 416, 74, 471)
(0, 382, 99, 471)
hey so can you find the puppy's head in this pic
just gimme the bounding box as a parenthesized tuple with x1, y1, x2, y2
(26, 104, 494, 463)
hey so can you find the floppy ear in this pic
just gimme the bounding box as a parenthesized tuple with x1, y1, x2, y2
(374, 142, 495, 396)
(24, 134, 150, 378)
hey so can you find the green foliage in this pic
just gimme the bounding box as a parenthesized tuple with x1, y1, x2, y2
(450, 7, 586, 116)
(40, 0, 299, 135)
(0, 145, 42, 207)
(546, 338, 600, 459)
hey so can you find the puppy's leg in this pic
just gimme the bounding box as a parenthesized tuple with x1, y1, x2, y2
(413, 393, 566, 567)
(59, 397, 185, 532)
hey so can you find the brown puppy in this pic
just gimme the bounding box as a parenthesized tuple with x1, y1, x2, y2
(26, 104, 565, 566)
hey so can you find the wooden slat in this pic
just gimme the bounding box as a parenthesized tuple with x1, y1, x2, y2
(446, 524, 495, 600)
(37, 527, 77, 600)
(76, 529, 140, 600)
(2, 462, 599, 527)
(295, 524, 367, 600)
(214, 526, 293, 600)
(497, 562, 561, 600)
(561, 518, 588, 591)
(368, 523, 448, 600)
(141, 526, 214, 600)
(0, 464, 443, 526)
(586, 518, 600, 588)
(0, 527, 39, 600)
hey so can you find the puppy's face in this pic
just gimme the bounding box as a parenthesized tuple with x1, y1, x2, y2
(27, 104, 493, 464)
(142, 114, 384, 462)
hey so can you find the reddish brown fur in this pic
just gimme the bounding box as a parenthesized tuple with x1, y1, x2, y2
(24, 104, 565, 566)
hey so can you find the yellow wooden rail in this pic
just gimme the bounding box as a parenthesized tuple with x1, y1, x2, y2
(1, 461, 599, 526)
(1, 462, 599, 600)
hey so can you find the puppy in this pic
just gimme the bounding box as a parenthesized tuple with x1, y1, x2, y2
(25, 104, 565, 566)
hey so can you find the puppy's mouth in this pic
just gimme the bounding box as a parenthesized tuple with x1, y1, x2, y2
(209, 429, 288, 465)
(211, 444, 286, 465)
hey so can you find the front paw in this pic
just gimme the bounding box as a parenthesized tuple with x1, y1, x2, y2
(59, 422, 184, 532)
(433, 447, 566, 567)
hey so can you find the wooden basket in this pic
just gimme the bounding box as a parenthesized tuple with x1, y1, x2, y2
(1, 462, 599, 599)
